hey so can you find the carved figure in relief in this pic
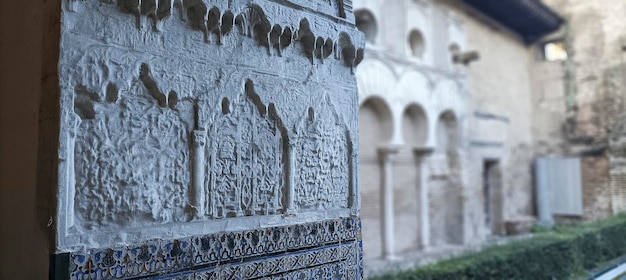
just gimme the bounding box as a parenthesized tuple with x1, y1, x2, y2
(207, 81, 286, 219)
(72, 63, 193, 228)
(294, 98, 351, 212)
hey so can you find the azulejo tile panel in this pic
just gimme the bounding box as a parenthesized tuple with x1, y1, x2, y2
(64, 217, 362, 280)
(192, 242, 357, 279)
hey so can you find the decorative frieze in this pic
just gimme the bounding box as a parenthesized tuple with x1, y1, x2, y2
(110, 0, 365, 67)
(66, 217, 362, 279)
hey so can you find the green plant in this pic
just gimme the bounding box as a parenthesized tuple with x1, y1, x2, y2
(530, 225, 553, 233)
(369, 214, 626, 280)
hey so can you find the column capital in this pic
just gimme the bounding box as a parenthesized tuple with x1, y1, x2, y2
(377, 145, 402, 155)
(413, 146, 434, 157)
(377, 145, 402, 162)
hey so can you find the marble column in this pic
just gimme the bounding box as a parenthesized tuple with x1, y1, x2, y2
(414, 147, 434, 250)
(191, 130, 207, 218)
(378, 146, 400, 260)
(286, 144, 297, 216)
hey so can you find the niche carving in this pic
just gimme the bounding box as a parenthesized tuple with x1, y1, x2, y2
(294, 97, 351, 211)
(206, 80, 287, 218)
(72, 63, 193, 229)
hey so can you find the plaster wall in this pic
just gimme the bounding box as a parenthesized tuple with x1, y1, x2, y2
(355, 0, 470, 260)
(535, 0, 626, 218)
(530, 59, 567, 155)
(0, 0, 59, 278)
(393, 152, 420, 253)
(359, 99, 388, 259)
(443, 1, 537, 242)
(355, 0, 542, 261)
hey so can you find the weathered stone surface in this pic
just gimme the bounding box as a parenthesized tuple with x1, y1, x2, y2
(54, 1, 363, 274)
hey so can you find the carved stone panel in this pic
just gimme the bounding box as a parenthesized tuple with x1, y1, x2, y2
(54, 0, 363, 256)
(294, 97, 351, 212)
(206, 83, 286, 218)
(73, 66, 194, 229)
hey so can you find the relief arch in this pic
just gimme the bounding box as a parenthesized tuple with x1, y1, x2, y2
(205, 80, 288, 219)
(293, 95, 353, 212)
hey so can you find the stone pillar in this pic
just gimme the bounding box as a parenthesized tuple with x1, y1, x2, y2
(535, 158, 555, 227)
(414, 147, 433, 250)
(286, 144, 297, 215)
(379, 146, 400, 260)
(191, 130, 207, 218)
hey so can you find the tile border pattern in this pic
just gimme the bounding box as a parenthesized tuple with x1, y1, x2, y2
(57, 217, 362, 279)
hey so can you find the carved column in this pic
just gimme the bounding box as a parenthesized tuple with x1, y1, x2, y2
(191, 130, 207, 218)
(286, 144, 297, 215)
(65, 113, 80, 229)
(414, 147, 434, 250)
(378, 146, 400, 260)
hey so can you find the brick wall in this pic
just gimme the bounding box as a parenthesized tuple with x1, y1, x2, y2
(581, 156, 611, 220)
(394, 151, 420, 253)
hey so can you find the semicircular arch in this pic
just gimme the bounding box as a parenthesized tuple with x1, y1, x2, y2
(396, 70, 432, 109)
(354, 9, 378, 44)
(356, 58, 396, 105)
(402, 102, 429, 147)
(359, 96, 394, 148)
(433, 79, 464, 117)
(436, 109, 460, 152)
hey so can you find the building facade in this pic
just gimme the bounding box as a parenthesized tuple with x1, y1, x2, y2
(354, 0, 563, 266)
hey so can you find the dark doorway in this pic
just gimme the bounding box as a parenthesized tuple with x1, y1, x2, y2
(483, 160, 504, 235)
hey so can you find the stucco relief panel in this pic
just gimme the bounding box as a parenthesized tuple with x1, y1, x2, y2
(294, 97, 352, 212)
(66, 62, 355, 231)
(72, 63, 194, 230)
(57, 0, 362, 251)
(205, 83, 287, 219)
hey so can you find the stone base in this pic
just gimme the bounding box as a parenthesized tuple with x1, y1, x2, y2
(504, 216, 537, 235)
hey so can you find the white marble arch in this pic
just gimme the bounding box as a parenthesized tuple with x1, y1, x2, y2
(357, 60, 467, 148)
(436, 109, 460, 151)
(432, 79, 466, 146)
(396, 70, 434, 146)
(433, 79, 464, 115)
(356, 58, 396, 102)
(352, 3, 383, 46)
(356, 58, 397, 142)
(402, 102, 429, 147)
